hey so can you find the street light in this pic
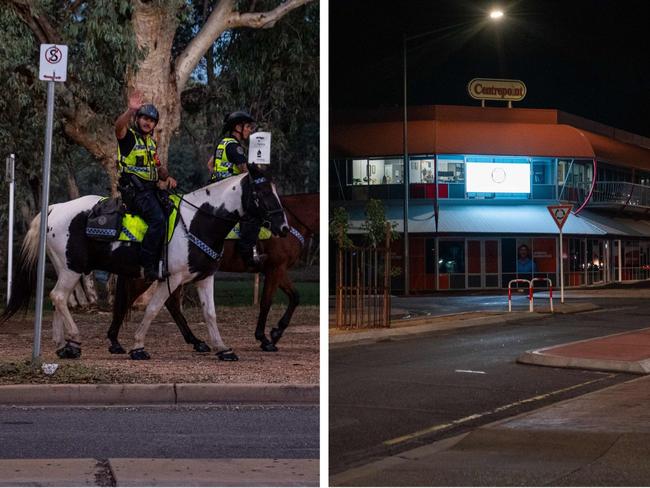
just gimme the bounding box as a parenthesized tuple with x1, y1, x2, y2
(402, 10, 504, 295)
(490, 9, 504, 20)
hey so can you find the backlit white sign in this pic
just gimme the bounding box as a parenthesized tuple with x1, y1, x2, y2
(248, 132, 271, 165)
(466, 162, 531, 193)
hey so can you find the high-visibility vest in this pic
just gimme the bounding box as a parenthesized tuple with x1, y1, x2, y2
(117, 128, 158, 181)
(211, 137, 243, 181)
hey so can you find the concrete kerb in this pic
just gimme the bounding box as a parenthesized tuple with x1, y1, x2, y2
(518, 350, 650, 374)
(330, 302, 600, 347)
(0, 383, 319, 406)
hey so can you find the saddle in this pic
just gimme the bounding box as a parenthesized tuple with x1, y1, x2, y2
(85, 195, 180, 243)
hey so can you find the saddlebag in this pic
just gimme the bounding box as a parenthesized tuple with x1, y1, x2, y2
(85, 197, 126, 241)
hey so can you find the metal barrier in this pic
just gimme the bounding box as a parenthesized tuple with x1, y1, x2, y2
(531, 277, 554, 312)
(508, 279, 532, 312)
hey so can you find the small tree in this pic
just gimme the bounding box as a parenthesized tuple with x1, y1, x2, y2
(361, 199, 396, 248)
(329, 206, 352, 248)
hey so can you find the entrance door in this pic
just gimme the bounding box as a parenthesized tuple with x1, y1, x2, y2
(467, 239, 500, 289)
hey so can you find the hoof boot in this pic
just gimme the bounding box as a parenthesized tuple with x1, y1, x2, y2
(261, 342, 278, 352)
(56, 342, 81, 359)
(216, 348, 239, 361)
(193, 342, 211, 353)
(129, 348, 151, 360)
(108, 344, 126, 354)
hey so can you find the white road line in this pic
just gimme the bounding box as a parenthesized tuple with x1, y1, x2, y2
(455, 370, 486, 374)
(383, 374, 616, 446)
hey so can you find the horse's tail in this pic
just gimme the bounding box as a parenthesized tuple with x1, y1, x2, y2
(0, 214, 41, 322)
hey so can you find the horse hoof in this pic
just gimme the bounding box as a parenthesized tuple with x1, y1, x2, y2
(270, 327, 284, 345)
(109, 344, 126, 354)
(261, 342, 278, 352)
(216, 349, 239, 361)
(129, 348, 151, 360)
(193, 342, 211, 353)
(56, 343, 81, 359)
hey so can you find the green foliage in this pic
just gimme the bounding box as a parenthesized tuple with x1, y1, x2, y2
(361, 199, 397, 248)
(173, 0, 319, 193)
(330, 207, 352, 248)
(0, 0, 136, 231)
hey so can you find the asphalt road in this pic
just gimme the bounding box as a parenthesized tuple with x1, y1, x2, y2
(330, 297, 649, 474)
(0, 405, 319, 459)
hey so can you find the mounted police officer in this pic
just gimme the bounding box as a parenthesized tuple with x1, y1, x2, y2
(115, 90, 177, 281)
(207, 111, 265, 270)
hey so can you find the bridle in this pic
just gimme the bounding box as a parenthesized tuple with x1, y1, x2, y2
(247, 175, 286, 230)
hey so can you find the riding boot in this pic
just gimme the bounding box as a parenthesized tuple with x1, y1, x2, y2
(238, 217, 266, 271)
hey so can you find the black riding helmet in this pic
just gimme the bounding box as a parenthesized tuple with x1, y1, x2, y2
(223, 111, 255, 133)
(136, 104, 160, 123)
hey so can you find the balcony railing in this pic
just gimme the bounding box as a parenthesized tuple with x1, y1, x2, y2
(588, 181, 650, 210)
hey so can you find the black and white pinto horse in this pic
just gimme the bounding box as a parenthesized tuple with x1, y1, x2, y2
(0, 167, 289, 360)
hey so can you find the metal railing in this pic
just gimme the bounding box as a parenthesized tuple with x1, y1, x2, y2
(589, 181, 650, 209)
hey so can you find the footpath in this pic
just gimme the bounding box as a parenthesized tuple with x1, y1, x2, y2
(331, 289, 650, 486)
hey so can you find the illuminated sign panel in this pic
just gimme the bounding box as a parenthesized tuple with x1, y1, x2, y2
(466, 162, 531, 193)
(467, 78, 527, 102)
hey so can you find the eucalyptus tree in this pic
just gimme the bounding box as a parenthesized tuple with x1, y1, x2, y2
(174, 0, 319, 193)
(3, 0, 314, 191)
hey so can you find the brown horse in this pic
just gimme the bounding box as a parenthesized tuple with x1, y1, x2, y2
(106, 193, 319, 353)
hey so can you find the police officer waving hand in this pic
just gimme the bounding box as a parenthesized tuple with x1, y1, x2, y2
(208, 111, 266, 270)
(115, 90, 177, 281)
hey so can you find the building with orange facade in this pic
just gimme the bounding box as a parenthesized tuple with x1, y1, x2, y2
(330, 105, 650, 292)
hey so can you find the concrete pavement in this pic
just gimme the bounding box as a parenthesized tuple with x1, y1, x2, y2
(331, 374, 650, 486)
(0, 458, 319, 486)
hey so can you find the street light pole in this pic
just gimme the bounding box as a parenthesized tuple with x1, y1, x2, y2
(401, 11, 504, 297)
(402, 34, 410, 296)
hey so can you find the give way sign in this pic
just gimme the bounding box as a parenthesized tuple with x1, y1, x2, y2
(547, 204, 573, 230)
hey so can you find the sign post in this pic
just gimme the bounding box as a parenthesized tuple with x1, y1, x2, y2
(547, 204, 572, 303)
(33, 44, 68, 362)
(5, 154, 15, 305)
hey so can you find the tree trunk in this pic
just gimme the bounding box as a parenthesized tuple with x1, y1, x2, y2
(128, 2, 183, 170)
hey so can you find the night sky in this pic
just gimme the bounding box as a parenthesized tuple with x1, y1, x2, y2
(330, 0, 650, 137)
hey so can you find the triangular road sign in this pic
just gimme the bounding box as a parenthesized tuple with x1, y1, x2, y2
(547, 204, 573, 230)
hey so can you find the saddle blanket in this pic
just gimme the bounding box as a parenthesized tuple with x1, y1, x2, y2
(87, 195, 271, 243)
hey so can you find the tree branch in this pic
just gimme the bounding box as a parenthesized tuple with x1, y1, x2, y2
(8, 0, 62, 44)
(174, 0, 313, 92)
(233, 0, 312, 29)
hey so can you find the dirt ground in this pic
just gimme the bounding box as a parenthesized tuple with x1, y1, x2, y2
(0, 305, 319, 385)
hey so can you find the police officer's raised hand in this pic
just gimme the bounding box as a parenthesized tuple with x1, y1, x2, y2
(129, 90, 144, 112)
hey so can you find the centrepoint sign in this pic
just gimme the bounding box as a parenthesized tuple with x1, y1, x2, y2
(467, 78, 527, 102)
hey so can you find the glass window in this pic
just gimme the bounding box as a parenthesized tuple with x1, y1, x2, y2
(410, 159, 435, 183)
(437, 157, 465, 184)
(348, 159, 368, 185)
(374, 158, 404, 185)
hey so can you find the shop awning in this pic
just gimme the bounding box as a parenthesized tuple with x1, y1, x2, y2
(346, 203, 606, 236)
(331, 120, 597, 159)
(578, 210, 650, 237)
